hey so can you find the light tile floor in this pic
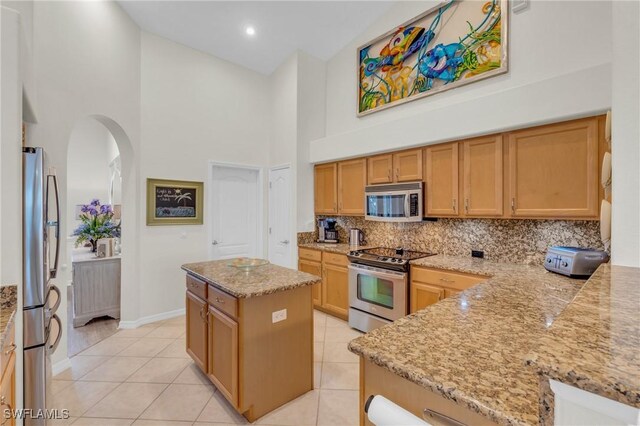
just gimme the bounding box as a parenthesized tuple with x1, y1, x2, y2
(52, 310, 363, 425)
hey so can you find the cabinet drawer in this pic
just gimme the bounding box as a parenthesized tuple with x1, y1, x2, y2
(299, 248, 322, 262)
(186, 275, 207, 300)
(323, 252, 348, 267)
(411, 267, 486, 291)
(208, 285, 238, 319)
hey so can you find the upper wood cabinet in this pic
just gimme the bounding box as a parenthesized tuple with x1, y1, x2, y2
(338, 159, 367, 215)
(367, 154, 393, 184)
(507, 118, 599, 218)
(393, 149, 423, 182)
(314, 163, 338, 214)
(462, 135, 503, 217)
(425, 143, 459, 216)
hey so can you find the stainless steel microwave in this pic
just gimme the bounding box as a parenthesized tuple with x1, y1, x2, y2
(365, 182, 423, 222)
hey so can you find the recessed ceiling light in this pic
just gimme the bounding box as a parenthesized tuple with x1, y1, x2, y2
(245, 26, 256, 36)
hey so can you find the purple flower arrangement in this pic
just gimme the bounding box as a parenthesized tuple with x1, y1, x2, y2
(73, 199, 121, 252)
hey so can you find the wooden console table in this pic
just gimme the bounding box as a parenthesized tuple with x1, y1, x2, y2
(71, 249, 121, 327)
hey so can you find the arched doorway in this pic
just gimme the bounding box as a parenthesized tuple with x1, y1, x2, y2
(64, 115, 135, 355)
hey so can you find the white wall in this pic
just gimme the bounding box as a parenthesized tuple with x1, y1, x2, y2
(611, 1, 640, 267)
(28, 0, 142, 366)
(311, 1, 612, 162)
(139, 32, 271, 318)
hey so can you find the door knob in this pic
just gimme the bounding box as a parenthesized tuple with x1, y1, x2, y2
(280, 240, 290, 244)
(212, 240, 219, 245)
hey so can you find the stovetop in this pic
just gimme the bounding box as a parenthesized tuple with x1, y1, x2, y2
(347, 247, 436, 271)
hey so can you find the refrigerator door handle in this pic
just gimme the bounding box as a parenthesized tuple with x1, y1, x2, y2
(45, 284, 61, 314)
(46, 313, 62, 353)
(46, 174, 61, 279)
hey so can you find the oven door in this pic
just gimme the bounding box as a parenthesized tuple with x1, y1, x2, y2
(348, 263, 408, 321)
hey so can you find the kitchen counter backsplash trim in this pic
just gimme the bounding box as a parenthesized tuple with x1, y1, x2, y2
(312, 216, 603, 265)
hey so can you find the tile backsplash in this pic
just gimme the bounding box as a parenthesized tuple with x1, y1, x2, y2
(300, 217, 604, 265)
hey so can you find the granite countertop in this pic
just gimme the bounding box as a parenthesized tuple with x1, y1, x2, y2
(348, 255, 588, 426)
(0, 285, 17, 350)
(525, 264, 640, 408)
(182, 260, 321, 298)
(298, 242, 370, 255)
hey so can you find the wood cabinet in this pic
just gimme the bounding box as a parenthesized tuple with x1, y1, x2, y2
(463, 135, 503, 217)
(507, 118, 599, 218)
(425, 143, 459, 216)
(208, 305, 238, 406)
(367, 154, 393, 184)
(185, 274, 313, 422)
(0, 319, 15, 426)
(186, 290, 208, 372)
(314, 163, 338, 214)
(393, 149, 423, 182)
(338, 159, 367, 215)
(410, 266, 486, 313)
(298, 248, 349, 320)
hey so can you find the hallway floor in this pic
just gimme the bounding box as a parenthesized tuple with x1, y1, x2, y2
(66, 287, 119, 357)
(52, 310, 363, 425)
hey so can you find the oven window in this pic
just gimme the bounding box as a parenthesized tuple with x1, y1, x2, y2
(366, 194, 406, 217)
(357, 275, 394, 309)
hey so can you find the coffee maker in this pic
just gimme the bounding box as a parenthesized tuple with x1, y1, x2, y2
(317, 218, 338, 243)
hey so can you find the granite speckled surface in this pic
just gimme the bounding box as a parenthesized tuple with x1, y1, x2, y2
(319, 216, 604, 264)
(348, 256, 587, 426)
(297, 231, 316, 245)
(0, 285, 17, 350)
(182, 260, 321, 298)
(525, 264, 640, 409)
(298, 242, 370, 255)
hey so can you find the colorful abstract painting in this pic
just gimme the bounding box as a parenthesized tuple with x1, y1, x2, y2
(358, 0, 507, 115)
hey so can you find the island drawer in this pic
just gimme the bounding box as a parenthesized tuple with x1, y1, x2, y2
(323, 252, 348, 267)
(411, 266, 487, 291)
(186, 275, 207, 300)
(299, 248, 322, 262)
(208, 285, 238, 319)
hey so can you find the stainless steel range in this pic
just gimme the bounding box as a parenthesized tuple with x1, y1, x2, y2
(347, 247, 435, 332)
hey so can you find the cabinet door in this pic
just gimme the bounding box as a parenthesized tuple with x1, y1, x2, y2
(299, 259, 323, 307)
(186, 291, 208, 372)
(338, 158, 367, 215)
(463, 135, 503, 217)
(444, 288, 461, 299)
(322, 264, 349, 319)
(314, 163, 338, 214)
(410, 282, 444, 313)
(425, 143, 459, 216)
(367, 154, 393, 185)
(208, 305, 239, 407)
(0, 351, 15, 426)
(393, 149, 423, 182)
(507, 118, 599, 218)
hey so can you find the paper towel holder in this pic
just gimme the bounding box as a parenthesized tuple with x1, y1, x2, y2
(365, 394, 466, 426)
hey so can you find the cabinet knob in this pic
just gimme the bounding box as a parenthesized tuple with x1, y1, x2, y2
(4, 343, 16, 355)
(511, 198, 515, 214)
(215, 297, 225, 304)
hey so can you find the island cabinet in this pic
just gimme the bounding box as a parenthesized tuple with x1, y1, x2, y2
(360, 359, 499, 426)
(183, 263, 315, 423)
(298, 248, 349, 320)
(410, 266, 487, 313)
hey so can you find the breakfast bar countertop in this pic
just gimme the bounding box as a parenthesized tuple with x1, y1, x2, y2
(181, 260, 321, 298)
(348, 255, 590, 426)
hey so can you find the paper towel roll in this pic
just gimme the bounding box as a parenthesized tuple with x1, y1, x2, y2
(600, 199, 611, 251)
(367, 395, 430, 426)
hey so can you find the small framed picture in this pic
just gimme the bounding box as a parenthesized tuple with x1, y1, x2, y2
(146, 178, 204, 226)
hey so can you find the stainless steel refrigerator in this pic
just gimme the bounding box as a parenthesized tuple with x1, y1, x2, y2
(23, 147, 62, 425)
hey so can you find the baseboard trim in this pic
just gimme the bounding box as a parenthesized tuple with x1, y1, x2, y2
(52, 357, 72, 376)
(118, 308, 185, 329)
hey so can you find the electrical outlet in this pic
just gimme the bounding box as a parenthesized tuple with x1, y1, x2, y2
(472, 250, 484, 259)
(272, 309, 287, 323)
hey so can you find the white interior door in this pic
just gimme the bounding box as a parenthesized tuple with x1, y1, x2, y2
(268, 167, 292, 267)
(210, 165, 260, 260)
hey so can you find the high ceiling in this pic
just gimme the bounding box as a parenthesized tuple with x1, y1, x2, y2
(118, 1, 395, 75)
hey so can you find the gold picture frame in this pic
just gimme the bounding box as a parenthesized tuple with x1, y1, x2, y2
(146, 178, 204, 225)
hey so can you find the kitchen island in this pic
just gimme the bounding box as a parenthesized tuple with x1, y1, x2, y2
(181, 260, 321, 422)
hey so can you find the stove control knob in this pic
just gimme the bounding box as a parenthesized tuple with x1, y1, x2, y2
(561, 261, 568, 267)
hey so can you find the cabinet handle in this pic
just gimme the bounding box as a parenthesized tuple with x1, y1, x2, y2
(199, 304, 209, 324)
(464, 198, 469, 214)
(511, 198, 515, 214)
(215, 297, 225, 304)
(439, 278, 455, 284)
(334, 202, 337, 211)
(4, 343, 16, 355)
(387, 170, 391, 181)
(452, 199, 456, 212)
(423, 408, 465, 426)
(395, 168, 399, 180)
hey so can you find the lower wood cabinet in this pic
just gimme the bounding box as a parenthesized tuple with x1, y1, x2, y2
(298, 248, 349, 320)
(410, 266, 487, 313)
(186, 290, 208, 371)
(208, 305, 238, 406)
(0, 319, 15, 426)
(298, 258, 322, 306)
